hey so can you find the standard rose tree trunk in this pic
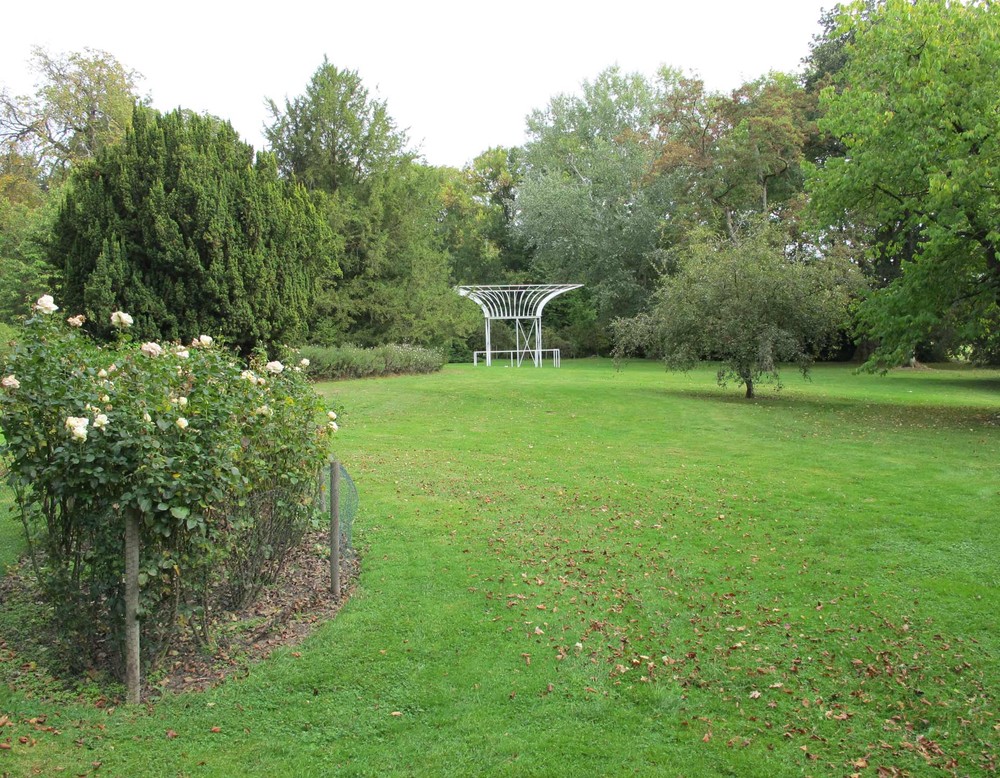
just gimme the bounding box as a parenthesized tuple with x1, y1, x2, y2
(125, 511, 140, 704)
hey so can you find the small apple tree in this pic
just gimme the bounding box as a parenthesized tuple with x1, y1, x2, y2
(613, 219, 856, 398)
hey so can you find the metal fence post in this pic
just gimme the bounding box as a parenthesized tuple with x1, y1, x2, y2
(330, 459, 341, 599)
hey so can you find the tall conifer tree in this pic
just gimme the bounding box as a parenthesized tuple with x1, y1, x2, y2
(52, 106, 334, 353)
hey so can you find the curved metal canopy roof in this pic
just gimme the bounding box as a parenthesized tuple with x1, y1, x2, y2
(456, 284, 583, 320)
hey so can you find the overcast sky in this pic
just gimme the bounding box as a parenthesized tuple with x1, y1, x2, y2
(2, 0, 832, 169)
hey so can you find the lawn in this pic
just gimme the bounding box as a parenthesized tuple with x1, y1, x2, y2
(0, 359, 998, 777)
(0, 476, 18, 572)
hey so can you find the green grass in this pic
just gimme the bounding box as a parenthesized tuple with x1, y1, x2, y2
(0, 465, 22, 572)
(1, 360, 998, 776)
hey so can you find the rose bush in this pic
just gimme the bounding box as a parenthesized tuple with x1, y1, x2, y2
(0, 296, 338, 674)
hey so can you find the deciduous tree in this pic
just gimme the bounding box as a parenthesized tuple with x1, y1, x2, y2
(0, 47, 144, 181)
(517, 67, 666, 325)
(613, 219, 855, 398)
(808, 0, 1000, 367)
(650, 69, 811, 239)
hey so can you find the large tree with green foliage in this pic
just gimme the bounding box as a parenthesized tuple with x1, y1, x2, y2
(0, 47, 144, 182)
(313, 160, 477, 347)
(0, 193, 57, 322)
(0, 48, 145, 323)
(265, 61, 475, 350)
(517, 67, 668, 330)
(264, 58, 404, 195)
(0, 146, 52, 321)
(516, 65, 816, 355)
(52, 106, 332, 353)
(440, 146, 532, 286)
(650, 69, 812, 239)
(613, 218, 855, 398)
(808, 0, 1000, 367)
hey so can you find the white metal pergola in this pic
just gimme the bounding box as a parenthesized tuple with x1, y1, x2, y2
(456, 284, 583, 367)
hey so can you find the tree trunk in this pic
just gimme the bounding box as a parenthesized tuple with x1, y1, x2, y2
(724, 208, 737, 241)
(744, 377, 755, 399)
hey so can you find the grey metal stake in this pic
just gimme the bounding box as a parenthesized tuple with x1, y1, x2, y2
(330, 459, 341, 599)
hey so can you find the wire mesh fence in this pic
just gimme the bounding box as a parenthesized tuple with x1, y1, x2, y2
(0, 456, 360, 696)
(0, 459, 359, 577)
(317, 459, 359, 560)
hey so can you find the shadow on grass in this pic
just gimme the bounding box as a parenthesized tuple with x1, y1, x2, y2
(886, 372, 1000, 394)
(639, 382, 1000, 430)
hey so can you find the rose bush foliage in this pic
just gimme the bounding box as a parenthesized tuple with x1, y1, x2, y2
(0, 296, 338, 673)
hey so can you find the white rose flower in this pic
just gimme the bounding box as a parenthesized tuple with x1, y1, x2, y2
(177, 396, 188, 407)
(140, 342, 164, 358)
(328, 421, 339, 432)
(110, 311, 133, 328)
(175, 417, 189, 430)
(327, 411, 337, 421)
(93, 414, 109, 429)
(143, 412, 152, 423)
(176, 349, 190, 359)
(2, 375, 19, 389)
(240, 370, 256, 382)
(198, 335, 213, 347)
(65, 416, 89, 441)
(255, 404, 274, 417)
(264, 360, 284, 374)
(100, 394, 110, 403)
(34, 294, 58, 314)
(300, 358, 310, 367)
(97, 368, 108, 378)
(67, 314, 86, 327)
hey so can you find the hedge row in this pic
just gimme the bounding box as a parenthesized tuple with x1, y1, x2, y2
(300, 343, 446, 380)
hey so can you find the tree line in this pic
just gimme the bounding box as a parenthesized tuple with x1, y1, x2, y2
(1, 0, 998, 380)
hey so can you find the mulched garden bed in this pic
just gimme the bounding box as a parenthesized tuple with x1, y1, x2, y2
(0, 529, 358, 704)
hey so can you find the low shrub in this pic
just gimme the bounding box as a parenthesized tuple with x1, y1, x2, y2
(0, 296, 339, 675)
(299, 343, 446, 380)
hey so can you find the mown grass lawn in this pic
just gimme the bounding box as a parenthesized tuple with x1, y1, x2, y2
(0, 483, 17, 573)
(1, 359, 998, 777)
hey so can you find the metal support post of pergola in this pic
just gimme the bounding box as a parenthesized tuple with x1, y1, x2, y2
(456, 284, 583, 367)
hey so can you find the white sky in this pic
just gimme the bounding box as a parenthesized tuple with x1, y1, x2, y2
(1, 0, 832, 169)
